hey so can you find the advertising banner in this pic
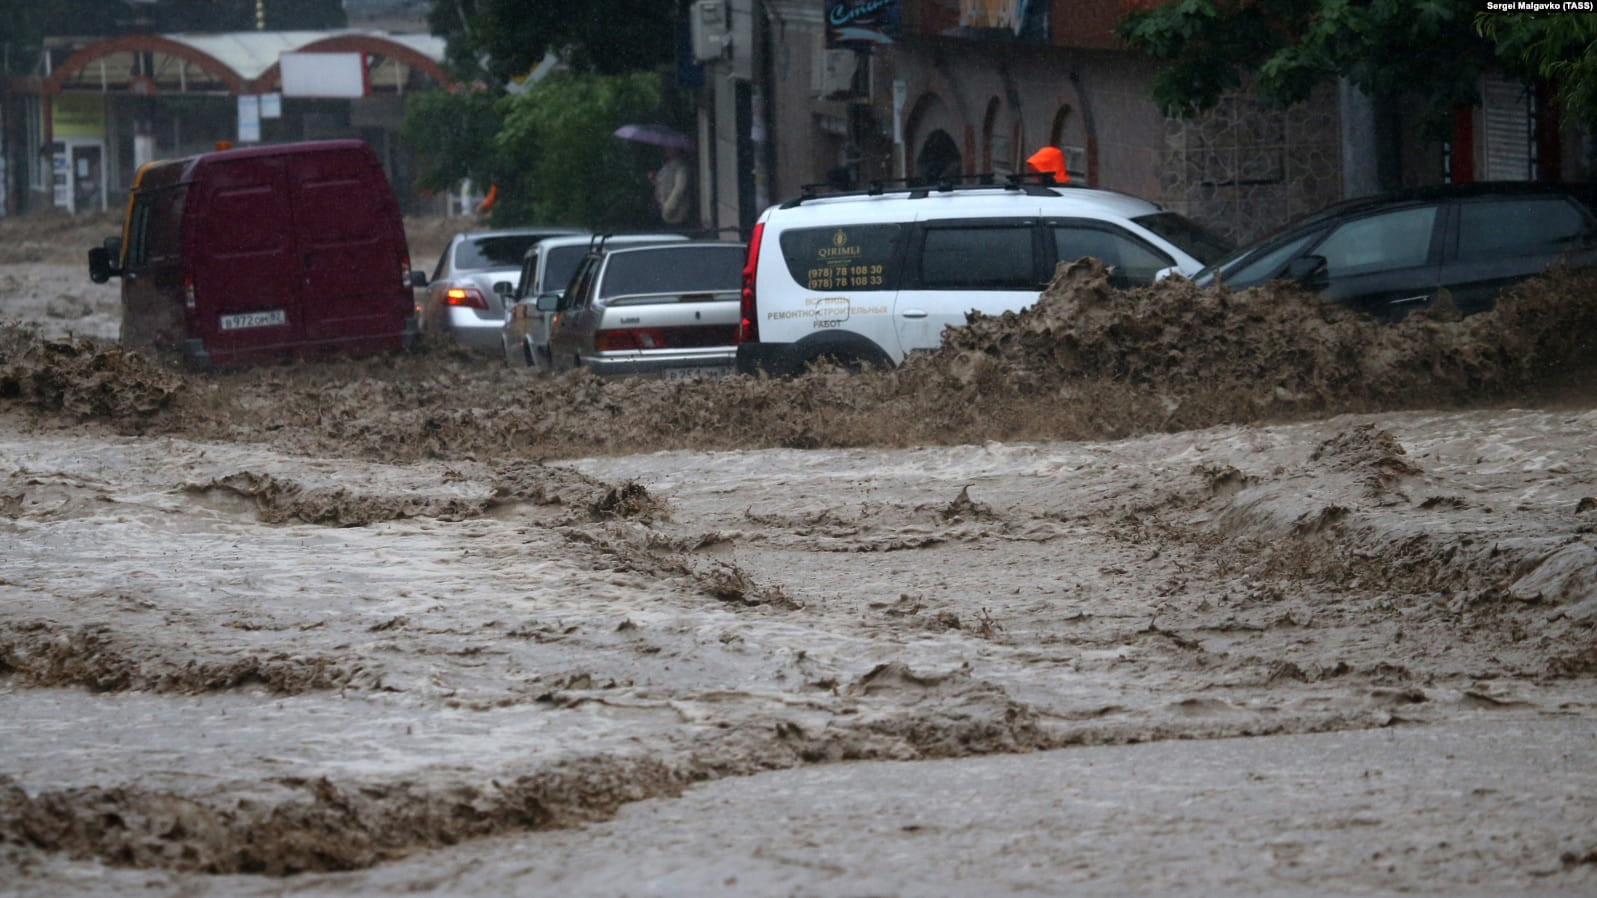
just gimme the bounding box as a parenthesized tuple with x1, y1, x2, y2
(825, 0, 901, 47)
(51, 95, 106, 139)
(954, 0, 1049, 43)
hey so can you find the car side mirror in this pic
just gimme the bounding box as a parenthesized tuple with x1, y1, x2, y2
(1284, 254, 1328, 286)
(88, 244, 118, 283)
(493, 280, 513, 297)
(410, 270, 427, 288)
(536, 292, 561, 312)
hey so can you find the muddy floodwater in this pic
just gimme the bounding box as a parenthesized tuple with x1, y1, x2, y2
(1, 211, 1594, 896)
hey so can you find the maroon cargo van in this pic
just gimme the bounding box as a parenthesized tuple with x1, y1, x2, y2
(88, 139, 420, 368)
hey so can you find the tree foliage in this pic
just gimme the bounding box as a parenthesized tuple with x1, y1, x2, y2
(1478, 13, 1597, 129)
(492, 70, 664, 229)
(402, 71, 665, 230)
(1119, 0, 1597, 131)
(399, 87, 503, 195)
(1117, 0, 1490, 131)
(427, 0, 680, 83)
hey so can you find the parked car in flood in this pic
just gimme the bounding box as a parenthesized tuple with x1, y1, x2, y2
(419, 227, 584, 350)
(1191, 182, 1597, 320)
(546, 240, 748, 378)
(501, 232, 687, 369)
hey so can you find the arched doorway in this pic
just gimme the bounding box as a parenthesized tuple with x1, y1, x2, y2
(915, 130, 962, 184)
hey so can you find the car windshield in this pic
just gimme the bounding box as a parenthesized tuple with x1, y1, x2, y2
(456, 234, 549, 270)
(1130, 212, 1234, 265)
(599, 246, 746, 300)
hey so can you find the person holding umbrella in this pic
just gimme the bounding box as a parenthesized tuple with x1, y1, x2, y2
(615, 124, 695, 227)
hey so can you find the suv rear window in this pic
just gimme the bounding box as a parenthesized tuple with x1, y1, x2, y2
(539, 244, 592, 294)
(778, 224, 902, 291)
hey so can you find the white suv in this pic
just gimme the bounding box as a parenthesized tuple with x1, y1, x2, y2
(733, 179, 1232, 375)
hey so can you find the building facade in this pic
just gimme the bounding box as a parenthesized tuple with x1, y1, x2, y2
(696, 0, 1581, 244)
(1, 29, 449, 217)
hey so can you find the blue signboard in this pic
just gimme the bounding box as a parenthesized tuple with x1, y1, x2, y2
(825, 0, 901, 47)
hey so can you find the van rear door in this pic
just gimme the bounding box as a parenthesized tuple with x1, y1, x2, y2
(187, 157, 305, 359)
(288, 148, 408, 347)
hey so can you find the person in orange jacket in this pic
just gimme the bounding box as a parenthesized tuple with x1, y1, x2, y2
(1025, 146, 1069, 184)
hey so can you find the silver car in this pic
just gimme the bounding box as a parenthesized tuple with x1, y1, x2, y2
(419, 227, 584, 351)
(546, 240, 748, 378)
(501, 232, 687, 368)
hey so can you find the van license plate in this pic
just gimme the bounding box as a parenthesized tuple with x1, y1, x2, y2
(220, 309, 287, 331)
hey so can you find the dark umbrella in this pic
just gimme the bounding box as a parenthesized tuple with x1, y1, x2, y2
(613, 123, 694, 151)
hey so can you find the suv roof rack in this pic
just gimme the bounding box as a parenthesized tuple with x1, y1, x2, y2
(779, 171, 1076, 209)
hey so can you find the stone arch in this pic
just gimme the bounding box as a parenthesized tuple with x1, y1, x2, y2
(1046, 101, 1092, 185)
(915, 129, 963, 182)
(981, 96, 1000, 173)
(249, 34, 453, 93)
(904, 89, 963, 180)
(44, 34, 246, 95)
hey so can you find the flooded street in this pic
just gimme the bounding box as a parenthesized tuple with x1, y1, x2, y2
(1, 213, 1594, 895)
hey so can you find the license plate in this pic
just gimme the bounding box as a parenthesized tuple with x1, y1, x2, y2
(664, 366, 729, 381)
(219, 309, 287, 331)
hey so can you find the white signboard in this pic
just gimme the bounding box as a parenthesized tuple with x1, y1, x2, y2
(280, 52, 368, 98)
(237, 94, 261, 143)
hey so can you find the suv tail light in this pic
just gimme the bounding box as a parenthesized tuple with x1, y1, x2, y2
(183, 275, 196, 310)
(736, 222, 763, 344)
(444, 286, 488, 310)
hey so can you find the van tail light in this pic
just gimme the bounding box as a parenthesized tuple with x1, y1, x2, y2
(183, 275, 196, 310)
(444, 286, 488, 310)
(401, 257, 411, 286)
(736, 222, 763, 344)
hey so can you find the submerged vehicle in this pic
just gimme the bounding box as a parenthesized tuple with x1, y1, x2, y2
(88, 139, 422, 368)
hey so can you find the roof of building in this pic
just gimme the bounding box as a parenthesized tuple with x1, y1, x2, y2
(41, 30, 449, 95)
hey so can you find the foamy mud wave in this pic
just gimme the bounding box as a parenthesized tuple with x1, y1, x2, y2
(0, 645, 1424, 877)
(562, 521, 797, 608)
(900, 258, 1597, 436)
(0, 325, 180, 423)
(181, 463, 665, 527)
(3, 262, 1596, 460)
(0, 622, 364, 694)
(0, 662, 1045, 875)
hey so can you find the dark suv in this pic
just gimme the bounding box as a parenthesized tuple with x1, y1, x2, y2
(1193, 182, 1597, 320)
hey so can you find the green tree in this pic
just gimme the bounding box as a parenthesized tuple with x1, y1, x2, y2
(1478, 13, 1597, 129)
(1119, 0, 1597, 134)
(427, 0, 680, 83)
(402, 70, 665, 229)
(399, 86, 503, 196)
(492, 70, 664, 229)
(1116, 0, 1491, 133)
